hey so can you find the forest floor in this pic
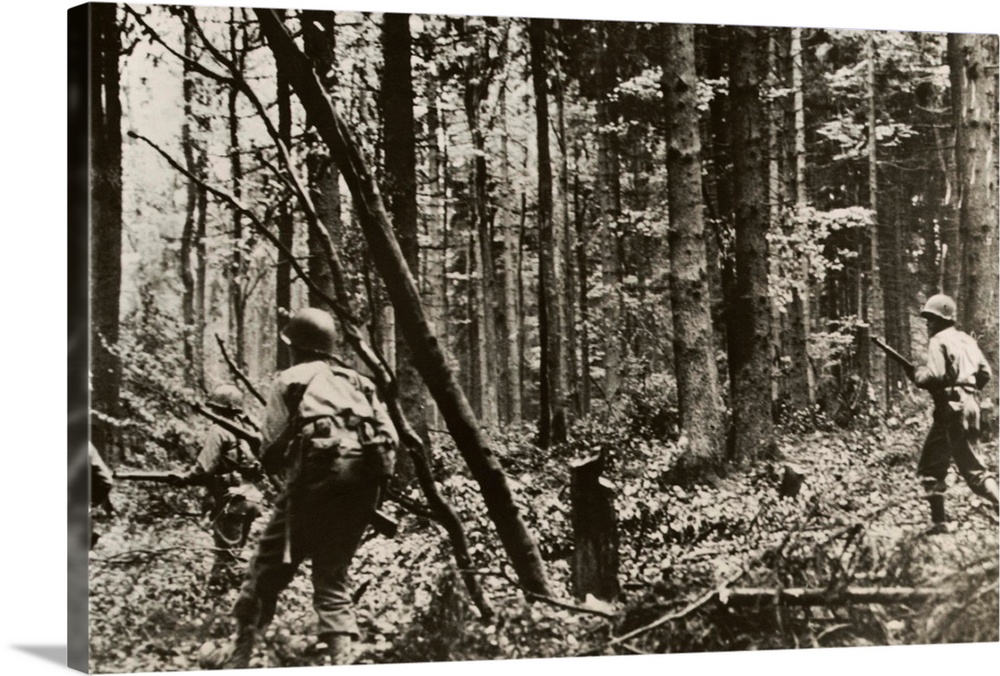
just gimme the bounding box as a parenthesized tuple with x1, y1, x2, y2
(88, 414, 999, 673)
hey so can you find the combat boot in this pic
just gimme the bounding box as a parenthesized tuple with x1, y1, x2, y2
(222, 626, 258, 670)
(981, 477, 1000, 511)
(319, 632, 355, 665)
(924, 494, 952, 535)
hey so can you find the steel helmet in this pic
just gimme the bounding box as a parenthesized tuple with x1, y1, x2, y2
(208, 385, 244, 412)
(920, 294, 957, 322)
(281, 307, 338, 357)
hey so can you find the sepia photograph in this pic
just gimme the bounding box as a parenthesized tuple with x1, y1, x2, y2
(60, 0, 999, 673)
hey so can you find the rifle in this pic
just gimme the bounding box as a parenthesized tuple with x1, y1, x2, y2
(114, 470, 178, 484)
(871, 336, 915, 380)
(192, 402, 262, 453)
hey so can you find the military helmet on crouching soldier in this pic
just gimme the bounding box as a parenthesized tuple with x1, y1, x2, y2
(208, 385, 244, 413)
(920, 294, 957, 323)
(281, 307, 338, 358)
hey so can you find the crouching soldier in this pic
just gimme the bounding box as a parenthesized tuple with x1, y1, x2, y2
(223, 307, 398, 667)
(912, 294, 1000, 534)
(169, 385, 265, 590)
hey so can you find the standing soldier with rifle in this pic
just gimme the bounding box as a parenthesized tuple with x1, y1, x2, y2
(220, 307, 398, 668)
(894, 294, 1000, 534)
(166, 385, 265, 590)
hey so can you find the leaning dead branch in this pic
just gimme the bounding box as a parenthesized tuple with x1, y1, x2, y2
(214, 333, 266, 406)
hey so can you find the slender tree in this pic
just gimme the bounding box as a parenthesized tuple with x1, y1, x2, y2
(789, 26, 815, 408)
(91, 2, 123, 458)
(595, 23, 623, 409)
(531, 17, 567, 447)
(227, 8, 247, 365)
(302, 9, 341, 310)
(865, 32, 887, 409)
(275, 17, 294, 370)
(180, 19, 203, 386)
(499, 89, 523, 423)
(727, 25, 774, 464)
(381, 12, 430, 452)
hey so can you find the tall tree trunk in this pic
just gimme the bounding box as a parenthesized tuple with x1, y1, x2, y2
(531, 17, 566, 448)
(381, 12, 430, 456)
(865, 33, 887, 410)
(727, 26, 774, 464)
(500, 92, 523, 424)
(90, 2, 123, 458)
(227, 9, 246, 365)
(180, 21, 200, 387)
(302, 9, 341, 310)
(767, 32, 785, 406)
(425, 77, 449, 429)
(255, 9, 551, 595)
(663, 23, 724, 473)
(554, 43, 579, 417)
(596, 25, 623, 408)
(951, 33, 999, 374)
(789, 26, 815, 409)
(276, 38, 294, 370)
(700, 24, 731, 354)
(463, 36, 500, 429)
(574, 142, 592, 416)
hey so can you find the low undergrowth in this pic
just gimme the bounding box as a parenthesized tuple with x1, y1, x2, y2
(88, 408, 998, 672)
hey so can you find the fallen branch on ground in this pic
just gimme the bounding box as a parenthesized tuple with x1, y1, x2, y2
(718, 585, 948, 607)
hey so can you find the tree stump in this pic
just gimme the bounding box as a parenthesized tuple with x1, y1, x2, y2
(570, 454, 620, 602)
(779, 464, 806, 498)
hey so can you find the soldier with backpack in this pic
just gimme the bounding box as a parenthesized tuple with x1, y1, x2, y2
(911, 294, 1000, 534)
(223, 307, 398, 667)
(167, 385, 265, 590)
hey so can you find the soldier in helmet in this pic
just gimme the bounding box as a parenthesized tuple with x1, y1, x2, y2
(911, 294, 999, 534)
(168, 385, 265, 590)
(224, 307, 398, 667)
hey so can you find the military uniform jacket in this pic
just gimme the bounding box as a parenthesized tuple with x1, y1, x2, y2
(914, 326, 991, 414)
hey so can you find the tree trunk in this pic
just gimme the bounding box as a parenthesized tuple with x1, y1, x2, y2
(500, 93, 523, 424)
(767, 32, 785, 406)
(425, 78, 449, 429)
(596, 25, 623, 409)
(227, 9, 246, 366)
(574, 142, 592, 417)
(276, 41, 294, 370)
(463, 36, 500, 429)
(951, 33, 999, 375)
(555, 47, 579, 417)
(727, 26, 774, 464)
(302, 9, 341, 311)
(865, 33, 887, 410)
(255, 8, 551, 596)
(381, 13, 429, 463)
(789, 26, 816, 409)
(90, 2, 123, 458)
(663, 23, 725, 474)
(531, 17, 566, 448)
(180, 20, 200, 387)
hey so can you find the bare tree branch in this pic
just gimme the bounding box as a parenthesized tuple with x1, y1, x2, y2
(215, 333, 267, 405)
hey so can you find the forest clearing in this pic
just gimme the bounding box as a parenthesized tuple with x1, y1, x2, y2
(72, 3, 999, 672)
